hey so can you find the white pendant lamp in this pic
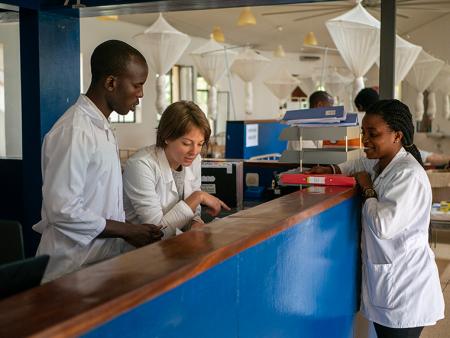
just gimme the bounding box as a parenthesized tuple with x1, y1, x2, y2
(231, 48, 271, 115)
(134, 13, 191, 115)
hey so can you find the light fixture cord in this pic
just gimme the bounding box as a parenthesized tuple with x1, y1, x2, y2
(223, 46, 237, 120)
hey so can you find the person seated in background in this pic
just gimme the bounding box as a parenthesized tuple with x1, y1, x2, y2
(287, 90, 334, 150)
(122, 101, 230, 240)
(354, 87, 380, 113)
(309, 90, 334, 108)
(322, 87, 379, 148)
(419, 149, 450, 168)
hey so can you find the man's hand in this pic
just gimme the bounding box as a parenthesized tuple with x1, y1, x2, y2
(101, 220, 163, 247)
(124, 224, 163, 247)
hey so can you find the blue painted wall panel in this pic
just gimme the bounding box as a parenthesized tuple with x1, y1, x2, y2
(238, 197, 360, 338)
(225, 121, 288, 159)
(19, 9, 80, 256)
(225, 121, 244, 158)
(83, 197, 360, 338)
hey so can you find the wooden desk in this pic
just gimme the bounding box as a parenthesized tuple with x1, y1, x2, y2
(0, 186, 360, 338)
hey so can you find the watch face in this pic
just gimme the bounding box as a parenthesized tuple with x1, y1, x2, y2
(364, 188, 376, 199)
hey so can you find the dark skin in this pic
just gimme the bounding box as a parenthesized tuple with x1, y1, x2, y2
(87, 56, 163, 246)
(354, 114, 403, 190)
(308, 114, 403, 193)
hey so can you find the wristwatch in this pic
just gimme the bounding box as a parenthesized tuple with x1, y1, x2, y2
(362, 187, 377, 200)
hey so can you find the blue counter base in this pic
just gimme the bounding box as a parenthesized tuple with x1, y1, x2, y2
(85, 196, 360, 338)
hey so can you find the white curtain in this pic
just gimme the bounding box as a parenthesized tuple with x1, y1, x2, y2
(326, 4, 380, 97)
(317, 68, 353, 100)
(190, 38, 237, 120)
(231, 48, 271, 115)
(429, 65, 450, 120)
(264, 67, 299, 116)
(297, 75, 318, 97)
(404, 50, 444, 121)
(375, 35, 421, 88)
(134, 14, 191, 114)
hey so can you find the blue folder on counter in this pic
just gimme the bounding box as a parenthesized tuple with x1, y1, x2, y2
(282, 106, 345, 124)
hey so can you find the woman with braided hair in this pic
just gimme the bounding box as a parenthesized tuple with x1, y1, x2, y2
(309, 99, 444, 338)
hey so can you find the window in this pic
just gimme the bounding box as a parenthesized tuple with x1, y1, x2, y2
(158, 65, 194, 121)
(109, 99, 140, 123)
(196, 75, 209, 116)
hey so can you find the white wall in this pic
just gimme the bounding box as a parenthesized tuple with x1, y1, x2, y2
(81, 18, 351, 150)
(81, 18, 158, 150)
(0, 22, 21, 158)
(401, 14, 450, 134)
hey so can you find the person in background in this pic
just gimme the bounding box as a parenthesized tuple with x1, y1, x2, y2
(287, 90, 334, 150)
(309, 90, 334, 108)
(354, 87, 380, 113)
(33, 40, 163, 283)
(123, 101, 230, 240)
(354, 87, 450, 167)
(309, 99, 444, 338)
(419, 149, 450, 168)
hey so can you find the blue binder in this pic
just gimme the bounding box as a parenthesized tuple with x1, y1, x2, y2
(282, 106, 345, 123)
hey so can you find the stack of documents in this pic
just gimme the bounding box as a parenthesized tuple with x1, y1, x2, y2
(282, 106, 358, 127)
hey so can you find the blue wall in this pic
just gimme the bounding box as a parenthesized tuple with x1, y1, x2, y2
(84, 197, 360, 338)
(16, 9, 80, 256)
(225, 121, 288, 159)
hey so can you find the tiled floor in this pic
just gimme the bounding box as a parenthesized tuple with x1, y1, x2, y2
(354, 229, 450, 338)
(421, 236, 450, 338)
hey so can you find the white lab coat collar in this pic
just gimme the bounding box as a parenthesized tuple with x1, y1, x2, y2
(155, 147, 196, 194)
(78, 95, 111, 131)
(376, 147, 408, 179)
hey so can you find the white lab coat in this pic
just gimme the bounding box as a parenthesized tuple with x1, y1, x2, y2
(123, 145, 201, 239)
(33, 95, 126, 282)
(339, 148, 444, 328)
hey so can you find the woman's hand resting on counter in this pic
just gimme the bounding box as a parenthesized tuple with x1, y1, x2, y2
(185, 191, 231, 217)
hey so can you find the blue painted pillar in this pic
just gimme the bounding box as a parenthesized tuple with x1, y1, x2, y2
(19, 8, 80, 256)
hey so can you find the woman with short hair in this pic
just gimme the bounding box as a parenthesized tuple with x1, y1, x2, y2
(123, 101, 229, 239)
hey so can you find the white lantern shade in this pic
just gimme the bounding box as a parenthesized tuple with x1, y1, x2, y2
(231, 48, 271, 82)
(264, 67, 299, 102)
(405, 50, 444, 121)
(375, 35, 422, 86)
(326, 4, 380, 95)
(134, 14, 191, 76)
(190, 38, 237, 87)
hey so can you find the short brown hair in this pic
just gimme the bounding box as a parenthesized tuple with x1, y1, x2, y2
(156, 101, 211, 148)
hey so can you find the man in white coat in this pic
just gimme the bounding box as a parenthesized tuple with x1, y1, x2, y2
(33, 40, 162, 282)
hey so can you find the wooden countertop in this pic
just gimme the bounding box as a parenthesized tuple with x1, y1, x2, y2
(0, 186, 356, 338)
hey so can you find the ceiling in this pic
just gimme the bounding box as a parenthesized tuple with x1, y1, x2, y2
(117, 0, 450, 55)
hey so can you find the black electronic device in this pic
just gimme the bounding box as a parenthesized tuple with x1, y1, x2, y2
(201, 161, 243, 210)
(0, 255, 49, 300)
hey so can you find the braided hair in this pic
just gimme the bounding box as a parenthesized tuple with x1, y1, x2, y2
(366, 99, 423, 166)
